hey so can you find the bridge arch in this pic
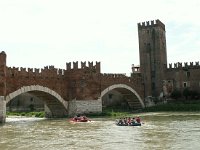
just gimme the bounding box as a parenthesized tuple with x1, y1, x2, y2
(101, 84, 145, 109)
(6, 85, 68, 117)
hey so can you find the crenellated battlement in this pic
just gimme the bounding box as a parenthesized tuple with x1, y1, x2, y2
(101, 73, 126, 78)
(66, 61, 100, 73)
(7, 65, 65, 78)
(100, 73, 142, 87)
(138, 19, 165, 31)
(168, 61, 200, 69)
(101, 73, 131, 83)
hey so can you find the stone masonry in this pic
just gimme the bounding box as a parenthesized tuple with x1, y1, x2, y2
(138, 19, 200, 98)
(0, 52, 144, 123)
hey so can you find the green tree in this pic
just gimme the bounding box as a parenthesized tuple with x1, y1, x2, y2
(170, 89, 182, 99)
(183, 88, 191, 100)
(190, 90, 199, 100)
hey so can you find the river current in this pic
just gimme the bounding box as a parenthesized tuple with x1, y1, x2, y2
(0, 112, 200, 150)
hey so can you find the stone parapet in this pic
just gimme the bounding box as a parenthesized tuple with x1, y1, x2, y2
(138, 19, 165, 31)
(168, 62, 200, 70)
(6, 66, 65, 78)
(66, 61, 100, 73)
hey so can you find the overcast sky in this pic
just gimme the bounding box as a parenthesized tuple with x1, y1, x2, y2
(0, 0, 199, 76)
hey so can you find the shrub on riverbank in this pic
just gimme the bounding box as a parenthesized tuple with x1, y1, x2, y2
(7, 111, 45, 118)
(143, 100, 200, 112)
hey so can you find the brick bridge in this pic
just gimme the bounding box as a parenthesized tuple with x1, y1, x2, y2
(0, 51, 144, 123)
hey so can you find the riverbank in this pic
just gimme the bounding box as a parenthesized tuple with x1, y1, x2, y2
(6, 109, 132, 119)
(143, 100, 200, 112)
(97, 100, 200, 117)
(6, 111, 45, 118)
(6, 100, 200, 118)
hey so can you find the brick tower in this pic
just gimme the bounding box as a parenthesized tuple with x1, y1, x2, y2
(138, 20, 167, 97)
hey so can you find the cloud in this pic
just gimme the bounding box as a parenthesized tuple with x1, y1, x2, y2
(0, 0, 199, 75)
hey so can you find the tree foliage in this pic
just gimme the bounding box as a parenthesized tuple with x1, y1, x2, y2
(170, 89, 182, 99)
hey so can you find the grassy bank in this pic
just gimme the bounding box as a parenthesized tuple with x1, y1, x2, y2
(7, 100, 200, 119)
(95, 100, 200, 117)
(7, 110, 130, 119)
(6, 111, 45, 118)
(143, 100, 200, 112)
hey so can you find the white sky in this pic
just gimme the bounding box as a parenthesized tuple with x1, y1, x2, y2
(0, 0, 200, 76)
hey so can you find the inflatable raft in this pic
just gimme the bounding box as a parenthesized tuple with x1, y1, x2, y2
(69, 116, 90, 122)
(116, 122, 141, 126)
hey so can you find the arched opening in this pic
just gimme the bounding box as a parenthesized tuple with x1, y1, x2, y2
(6, 85, 68, 118)
(7, 93, 44, 112)
(101, 84, 144, 111)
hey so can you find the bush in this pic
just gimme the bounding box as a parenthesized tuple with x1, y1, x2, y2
(143, 101, 200, 112)
(190, 90, 200, 99)
(171, 89, 182, 99)
(35, 112, 45, 118)
(21, 112, 26, 116)
(6, 111, 45, 118)
(183, 88, 190, 99)
(183, 89, 200, 100)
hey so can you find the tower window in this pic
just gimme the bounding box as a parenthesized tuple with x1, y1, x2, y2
(183, 82, 190, 88)
(30, 97, 34, 102)
(183, 82, 187, 88)
(186, 71, 190, 78)
(152, 82, 155, 90)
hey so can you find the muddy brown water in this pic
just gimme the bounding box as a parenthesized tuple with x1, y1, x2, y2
(1, 112, 200, 150)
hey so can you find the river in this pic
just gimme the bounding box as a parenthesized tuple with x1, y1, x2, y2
(0, 112, 200, 150)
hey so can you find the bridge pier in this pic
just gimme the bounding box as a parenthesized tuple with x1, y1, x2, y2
(44, 104, 52, 118)
(0, 96, 6, 123)
(68, 98, 102, 117)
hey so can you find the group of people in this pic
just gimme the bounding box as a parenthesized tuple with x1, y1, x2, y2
(72, 114, 89, 122)
(117, 116, 141, 126)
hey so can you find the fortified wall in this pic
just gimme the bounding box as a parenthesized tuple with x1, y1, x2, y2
(6, 65, 66, 99)
(5, 60, 102, 101)
(100, 73, 143, 98)
(165, 61, 200, 94)
(64, 61, 101, 100)
(1, 50, 144, 122)
(168, 62, 200, 70)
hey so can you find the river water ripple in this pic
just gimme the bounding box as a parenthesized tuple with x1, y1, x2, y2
(1, 112, 200, 150)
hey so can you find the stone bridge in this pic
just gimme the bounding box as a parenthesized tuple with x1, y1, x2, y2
(0, 51, 144, 123)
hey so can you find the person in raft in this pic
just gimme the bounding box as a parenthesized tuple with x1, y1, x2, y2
(135, 116, 141, 123)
